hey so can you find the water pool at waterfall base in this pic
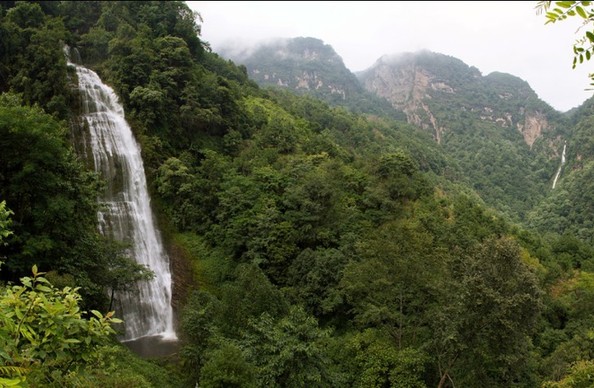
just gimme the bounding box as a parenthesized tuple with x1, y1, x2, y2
(122, 334, 180, 359)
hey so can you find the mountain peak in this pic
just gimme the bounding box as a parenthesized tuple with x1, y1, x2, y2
(219, 36, 343, 66)
(358, 50, 557, 146)
(221, 36, 363, 104)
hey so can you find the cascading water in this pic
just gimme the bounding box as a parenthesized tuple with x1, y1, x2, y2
(66, 50, 176, 342)
(552, 141, 567, 190)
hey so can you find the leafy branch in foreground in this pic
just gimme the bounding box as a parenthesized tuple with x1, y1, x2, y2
(0, 264, 122, 385)
(538, 1, 594, 86)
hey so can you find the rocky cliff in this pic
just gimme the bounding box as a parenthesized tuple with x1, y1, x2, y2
(358, 51, 561, 148)
(222, 37, 360, 101)
(220, 37, 403, 119)
(225, 40, 571, 222)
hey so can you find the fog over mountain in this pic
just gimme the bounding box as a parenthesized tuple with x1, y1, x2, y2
(191, 1, 594, 112)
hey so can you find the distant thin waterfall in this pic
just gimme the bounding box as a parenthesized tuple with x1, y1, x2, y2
(552, 141, 567, 190)
(66, 50, 176, 341)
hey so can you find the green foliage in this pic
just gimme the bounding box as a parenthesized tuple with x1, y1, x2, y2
(433, 236, 543, 387)
(79, 345, 183, 388)
(542, 359, 594, 387)
(5, 2, 594, 387)
(0, 94, 100, 276)
(528, 158, 594, 240)
(341, 218, 445, 344)
(94, 240, 155, 311)
(0, 201, 13, 245)
(218, 264, 288, 337)
(0, 265, 121, 385)
(0, 2, 70, 117)
(540, 1, 594, 86)
(285, 247, 348, 316)
(179, 289, 221, 384)
(243, 306, 335, 388)
(198, 342, 257, 388)
(345, 329, 428, 388)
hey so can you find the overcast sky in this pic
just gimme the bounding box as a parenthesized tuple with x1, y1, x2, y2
(189, 1, 594, 112)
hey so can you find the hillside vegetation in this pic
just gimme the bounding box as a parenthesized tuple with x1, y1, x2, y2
(1, 1, 594, 387)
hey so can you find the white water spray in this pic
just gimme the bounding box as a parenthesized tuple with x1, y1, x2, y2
(552, 141, 567, 190)
(67, 50, 176, 341)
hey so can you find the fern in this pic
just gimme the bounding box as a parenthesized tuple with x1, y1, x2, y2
(0, 365, 27, 387)
(0, 365, 27, 377)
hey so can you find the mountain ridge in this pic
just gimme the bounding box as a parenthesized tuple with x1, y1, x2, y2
(3, 2, 594, 385)
(223, 36, 569, 222)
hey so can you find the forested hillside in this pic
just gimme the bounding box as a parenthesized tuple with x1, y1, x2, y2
(358, 51, 568, 222)
(2, 1, 594, 387)
(220, 37, 405, 120)
(234, 42, 569, 223)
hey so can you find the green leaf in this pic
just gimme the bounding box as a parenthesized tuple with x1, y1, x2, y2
(557, 1, 575, 8)
(587, 31, 594, 42)
(35, 285, 51, 293)
(0, 376, 25, 386)
(576, 5, 587, 18)
(20, 327, 35, 343)
(587, 50, 591, 60)
(35, 277, 50, 284)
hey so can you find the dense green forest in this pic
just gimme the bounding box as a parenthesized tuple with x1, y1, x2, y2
(235, 39, 571, 225)
(2, 1, 594, 387)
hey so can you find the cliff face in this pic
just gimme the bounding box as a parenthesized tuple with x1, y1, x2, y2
(212, 35, 594, 238)
(222, 37, 361, 101)
(360, 61, 446, 142)
(226, 41, 571, 221)
(357, 52, 559, 148)
(219, 37, 404, 119)
(356, 51, 570, 221)
(519, 111, 549, 147)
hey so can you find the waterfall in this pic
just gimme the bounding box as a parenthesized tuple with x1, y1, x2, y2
(552, 141, 567, 190)
(67, 51, 176, 342)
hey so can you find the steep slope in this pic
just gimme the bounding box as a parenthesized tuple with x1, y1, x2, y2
(356, 50, 568, 220)
(226, 37, 359, 100)
(6, 2, 594, 386)
(234, 42, 569, 221)
(358, 51, 561, 145)
(221, 37, 404, 119)
(528, 97, 594, 239)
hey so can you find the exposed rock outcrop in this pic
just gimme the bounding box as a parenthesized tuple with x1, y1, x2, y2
(518, 111, 549, 148)
(358, 51, 559, 148)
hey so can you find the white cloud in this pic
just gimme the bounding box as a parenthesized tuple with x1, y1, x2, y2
(189, 1, 594, 112)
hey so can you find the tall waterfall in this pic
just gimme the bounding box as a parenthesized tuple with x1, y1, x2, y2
(552, 141, 567, 190)
(68, 54, 176, 341)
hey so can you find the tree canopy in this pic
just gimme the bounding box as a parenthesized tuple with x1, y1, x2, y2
(2, 1, 594, 386)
